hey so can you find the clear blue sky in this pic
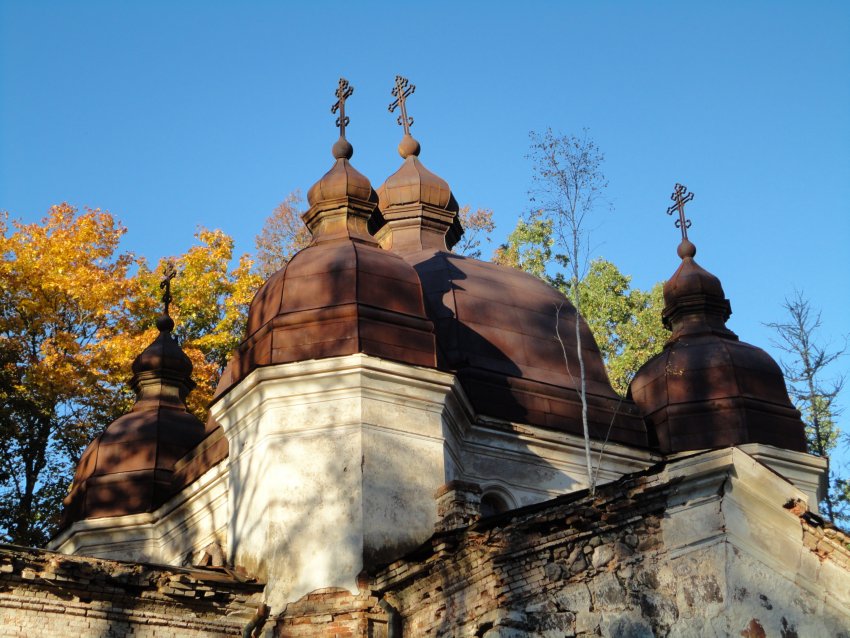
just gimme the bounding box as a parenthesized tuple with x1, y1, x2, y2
(2, 1, 848, 455)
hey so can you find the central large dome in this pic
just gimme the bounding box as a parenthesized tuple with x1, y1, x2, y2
(373, 134, 647, 447)
(213, 128, 647, 447)
(403, 248, 648, 446)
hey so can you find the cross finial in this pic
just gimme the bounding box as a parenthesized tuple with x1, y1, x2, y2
(666, 183, 694, 241)
(160, 261, 177, 318)
(331, 78, 354, 139)
(389, 75, 416, 136)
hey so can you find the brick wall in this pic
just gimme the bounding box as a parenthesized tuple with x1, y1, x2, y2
(273, 588, 388, 638)
(0, 545, 265, 637)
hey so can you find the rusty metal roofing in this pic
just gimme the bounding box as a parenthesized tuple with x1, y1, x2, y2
(629, 240, 806, 453)
(61, 314, 206, 528)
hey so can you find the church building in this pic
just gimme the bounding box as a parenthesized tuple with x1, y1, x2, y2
(1, 78, 847, 637)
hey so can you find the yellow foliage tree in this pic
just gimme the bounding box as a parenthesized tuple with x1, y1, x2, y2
(130, 229, 263, 419)
(0, 204, 137, 545)
(0, 206, 263, 545)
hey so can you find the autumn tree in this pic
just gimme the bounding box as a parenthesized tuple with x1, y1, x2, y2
(0, 205, 137, 545)
(254, 191, 312, 278)
(131, 229, 263, 419)
(0, 205, 263, 545)
(453, 206, 496, 259)
(767, 292, 847, 522)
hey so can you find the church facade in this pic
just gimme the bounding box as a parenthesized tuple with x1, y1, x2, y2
(1, 78, 846, 637)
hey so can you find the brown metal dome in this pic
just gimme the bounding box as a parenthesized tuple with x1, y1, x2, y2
(628, 240, 807, 454)
(378, 134, 456, 211)
(61, 315, 206, 528)
(373, 139, 647, 446)
(213, 138, 437, 399)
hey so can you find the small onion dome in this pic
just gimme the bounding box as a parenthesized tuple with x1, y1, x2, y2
(213, 137, 437, 400)
(60, 315, 206, 528)
(374, 138, 646, 446)
(373, 133, 463, 253)
(130, 314, 194, 394)
(628, 240, 806, 454)
(306, 136, 374, 209)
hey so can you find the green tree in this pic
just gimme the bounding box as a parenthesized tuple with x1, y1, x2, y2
(767, 292, 847, 523)
(493, 210, 556, 278)
(577, 260, 666, 395)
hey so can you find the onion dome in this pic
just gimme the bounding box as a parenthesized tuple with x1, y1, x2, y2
(305, 136, 373, 210)
(213, 81, 436, 399)
(61, 309, 206, 528)
(373, 133, 462, 253)
(629, 238, 806, 454)
(374, 126, 645, 445)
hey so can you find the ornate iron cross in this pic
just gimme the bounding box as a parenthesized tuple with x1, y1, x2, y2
(160, 261, 177, 317)
(667, 183, 694, 241)
(389, 75, 415, 135)
(331, 78, 354, 138)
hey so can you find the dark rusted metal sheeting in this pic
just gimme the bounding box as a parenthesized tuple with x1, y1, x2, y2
(629, 196, 807, 454)
(61, 289, 207, 527)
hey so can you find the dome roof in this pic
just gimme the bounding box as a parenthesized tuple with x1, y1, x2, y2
(629, 240, 806, 454)
(401, 249, 647, 446)
(371, 133, 463, 255)
(306, 136, 374, 208)
(213, 137, 437, 399)
(61, 314, 206, 528)
(377, 134, 456, 211)
(375, 137, 646, 446)
(130, 314, 194, 387)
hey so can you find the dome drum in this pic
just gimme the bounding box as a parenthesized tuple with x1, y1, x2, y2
(643, 398, 806, 453)
(373, 202, 461, 253)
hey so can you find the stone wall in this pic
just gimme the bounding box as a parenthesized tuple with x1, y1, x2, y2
(370, 449, 850, 637)
(0, 545, 265, 638)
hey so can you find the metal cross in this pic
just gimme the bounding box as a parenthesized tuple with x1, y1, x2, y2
(160, 261, 177, 317)
(331, 78, 354, 138)
(388, 75, 415, 135)
(666, 183, 694, 241)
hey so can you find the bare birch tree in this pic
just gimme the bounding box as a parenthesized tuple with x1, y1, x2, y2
(528, 128, 609, 494)
(767, 291, 847, 521)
